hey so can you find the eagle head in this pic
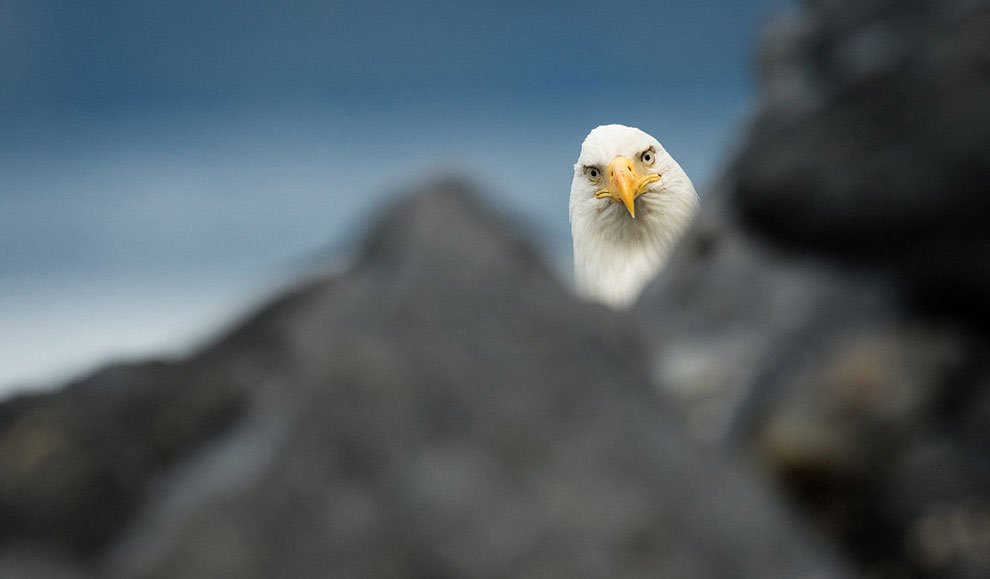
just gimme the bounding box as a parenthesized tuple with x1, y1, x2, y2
(569, 124, 700, 308)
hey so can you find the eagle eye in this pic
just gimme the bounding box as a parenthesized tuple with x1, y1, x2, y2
(640, 148, 656, 167)
(586, 166, 602, 183)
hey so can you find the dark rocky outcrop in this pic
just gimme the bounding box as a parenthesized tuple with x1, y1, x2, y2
(0, 185, 847, 577)
(738, 0, 990, 314)
(639, 0, 990, 577)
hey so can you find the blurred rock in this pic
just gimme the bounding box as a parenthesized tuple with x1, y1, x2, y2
(739, 0, 990, 313)
(0, 183, 847, 577)
(640, 0, 990, 577)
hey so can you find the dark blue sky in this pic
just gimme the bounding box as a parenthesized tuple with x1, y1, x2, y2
(2, 0, 790, 115)
(0, 0, 794, 392)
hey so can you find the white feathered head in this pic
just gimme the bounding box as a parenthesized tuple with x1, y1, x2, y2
(569, 124, 699, 308)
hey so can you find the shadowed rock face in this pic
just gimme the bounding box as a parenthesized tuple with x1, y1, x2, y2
(736, 0, 990, 311)
(0, 184, 848, 578)
(639, 0, 990, 577)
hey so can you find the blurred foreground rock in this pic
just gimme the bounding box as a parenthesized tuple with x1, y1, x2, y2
(640, 0, 990, 577)
(0, 184, 846, 577)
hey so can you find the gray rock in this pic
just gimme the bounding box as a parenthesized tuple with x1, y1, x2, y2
(737, 0, 990, 310)
(0, 183, 848, 578)
(640, 0, 990, 577)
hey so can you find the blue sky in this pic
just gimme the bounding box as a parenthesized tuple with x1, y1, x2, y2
(0, 0, 793, 394)
(3, 0, 787, 112)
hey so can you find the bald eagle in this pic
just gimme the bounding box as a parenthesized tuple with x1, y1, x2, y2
(570, 124, 700, 308)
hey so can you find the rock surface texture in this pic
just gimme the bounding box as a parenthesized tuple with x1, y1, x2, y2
(640, 0, 990, 577)
(1, 0, 988, 578)
(0, 184, 847, 578)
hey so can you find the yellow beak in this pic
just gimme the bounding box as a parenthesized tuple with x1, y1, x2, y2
(600, 156, 659, 218)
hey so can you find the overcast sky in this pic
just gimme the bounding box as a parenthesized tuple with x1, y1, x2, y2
(0, 0, 794, 395)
